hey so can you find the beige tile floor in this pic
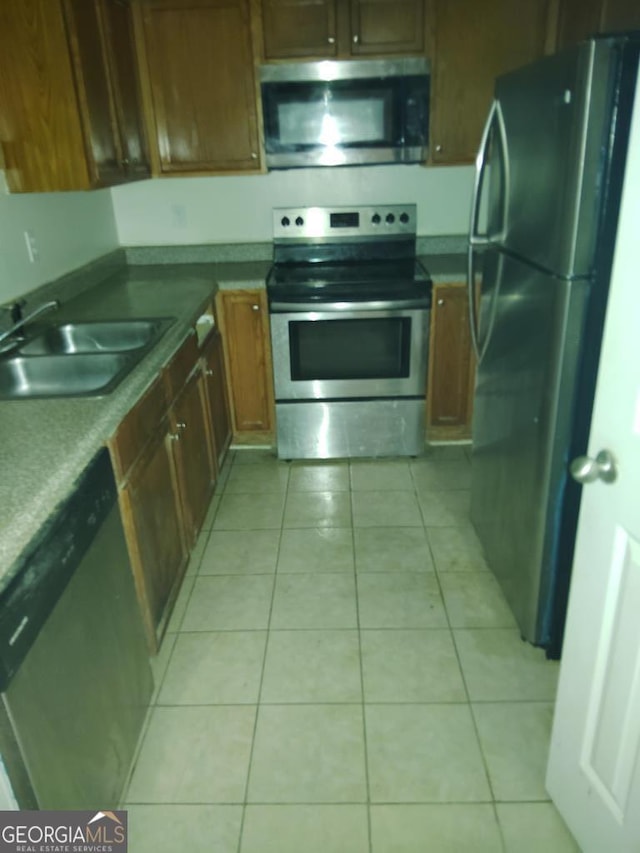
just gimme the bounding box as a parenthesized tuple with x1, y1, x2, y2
(125, 447, 581, 853)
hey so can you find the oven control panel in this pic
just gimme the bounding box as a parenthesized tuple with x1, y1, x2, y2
(273, 205, 417, 241)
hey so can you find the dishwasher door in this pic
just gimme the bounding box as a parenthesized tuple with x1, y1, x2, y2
(0, 449, 153, 809)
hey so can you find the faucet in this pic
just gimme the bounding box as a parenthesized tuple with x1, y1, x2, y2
(0, 299, 60, 349)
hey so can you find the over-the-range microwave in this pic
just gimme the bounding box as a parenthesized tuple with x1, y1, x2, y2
(260, 57, 430, 169)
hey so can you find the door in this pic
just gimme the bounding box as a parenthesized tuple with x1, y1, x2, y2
(63, 0, 123, 185)
(427, 282, 475, 439)
(349, 0, 424, 55)
(470, 249, 589, 645)
(431, 0, 553, 164)
(546, 66, 640, 852)
(137, 0, 260, 172)
(100, 0, 150, 178)
(217, 290, 274, 436)
(170, 370, 215, 547)
(488, 39, 613, 276)
(261, 0, 338, 58)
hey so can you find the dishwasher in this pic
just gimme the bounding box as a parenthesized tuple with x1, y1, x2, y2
(0, 447, 153, 808)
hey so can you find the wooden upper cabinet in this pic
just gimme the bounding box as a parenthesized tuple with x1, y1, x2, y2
(63, 0, 122, 186)
(262, 0, 338, 58)
(349, 0, 424, 56)
(0, 0, 147, 192)
(100, 0, 150, 179)
(135, 0, 261, 174)
(431, 0, 553, 165)
(260, 0, 425, 59)
(556, 0, 640, 48)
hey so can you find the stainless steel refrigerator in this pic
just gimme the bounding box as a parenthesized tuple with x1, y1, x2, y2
(468, 34, 640, 657)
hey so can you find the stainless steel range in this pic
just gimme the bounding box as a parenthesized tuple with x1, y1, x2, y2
(267, 204, 432, 459)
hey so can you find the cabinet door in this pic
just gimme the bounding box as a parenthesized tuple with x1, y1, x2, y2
(600, 0, 640, 31)
(170, 370, 216, 546)
(119, 426, 187, 650)
(136, 0, 260, 173)
(262, 0, 337, 58)
(557, 0, 640, 47)
(427, 283, 475, 439)
(349, 0, 424, 55)
(0, 0, 90, 191)
(63, 0, 123, 185)
(431, 0, 553, 164)
(217, 290, 275, 438)
(99, 0, 150, 178)
(202, 332, 233, 469)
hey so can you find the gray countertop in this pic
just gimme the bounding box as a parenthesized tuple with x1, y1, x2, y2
(0, 246, 467, 595)
(0, 265, 217, 593)
(419, 253, 467, 283)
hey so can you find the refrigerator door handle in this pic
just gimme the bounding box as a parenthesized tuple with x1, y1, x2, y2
(469, 99, 510, 247)
(469, 100, 496, 248)
(467, 248, 482, 360)
(468, 99, 509, 362)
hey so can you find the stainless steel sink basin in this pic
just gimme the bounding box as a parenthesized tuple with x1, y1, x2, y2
(0, 317, 175, 400)
(19, 318, 172, 355)
(0, 353, 139, 399)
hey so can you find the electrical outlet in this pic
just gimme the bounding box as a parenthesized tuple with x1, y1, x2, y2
(24, 231, 39, 263)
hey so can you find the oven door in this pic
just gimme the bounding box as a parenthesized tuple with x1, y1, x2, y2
(270, 307, 429, 400)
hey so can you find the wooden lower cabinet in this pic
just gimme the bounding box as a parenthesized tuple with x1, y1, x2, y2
(169, 370, 216, 548)
(201, 331, 233, 468)
(426, 282, 476, 440)
(216, 289, 275, 443)
(109, 325, 225, 652)
(117, 424, 187, 650)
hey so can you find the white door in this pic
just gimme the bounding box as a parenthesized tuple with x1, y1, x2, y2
(546, 66, 640, 852)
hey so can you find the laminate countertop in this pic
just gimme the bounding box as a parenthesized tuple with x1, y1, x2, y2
(0, 264, 219, 594)
(0, 249, 466, 595)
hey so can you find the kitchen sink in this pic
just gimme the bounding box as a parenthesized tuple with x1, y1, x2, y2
(0, 317, 175, 400)
(18, 318, 173, 355)
(0, 353, 140, 399)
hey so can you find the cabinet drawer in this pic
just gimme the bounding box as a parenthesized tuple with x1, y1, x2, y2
(164, 332, 199, 403)
(109, 374, 167, 483)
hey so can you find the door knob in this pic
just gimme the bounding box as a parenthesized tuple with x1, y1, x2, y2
(570, 449, 617, 484)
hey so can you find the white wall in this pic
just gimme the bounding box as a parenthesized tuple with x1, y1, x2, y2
(0, 185, 119, 304)
(111, 164, 473, 246)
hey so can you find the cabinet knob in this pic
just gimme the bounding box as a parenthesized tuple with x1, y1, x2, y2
(121, 158, 130, 167)
(435, 144, 443, 153)
(328, 36, 335, 44)
(176, 422, 186, 431)
(251, 152, 258, 159)
(252, 304, 260, 311)
(437, 298, 445, 306)
(205, 368, 214, 377)
(169, 433, 180, 442)
(352, 34, 359, 44)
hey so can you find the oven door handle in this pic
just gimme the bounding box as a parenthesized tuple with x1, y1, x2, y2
(269, 299, 431, 312)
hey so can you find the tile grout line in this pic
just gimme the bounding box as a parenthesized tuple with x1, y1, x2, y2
(120, 454, 237, 807)
(348, 461, 374, 853)
(413, 459, 503, 824)
(236, 453, 290, 853)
